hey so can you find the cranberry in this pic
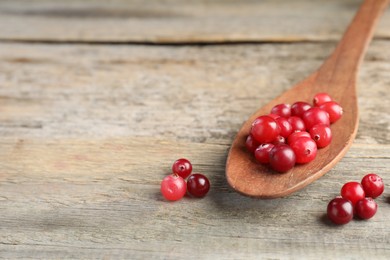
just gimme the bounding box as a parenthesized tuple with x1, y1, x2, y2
(254, 143, 274, 164)
(187, 173, 210, 198)
(287, 116, 306, 132)
(161, 174, 187, 201)
(313, 93, 332, 106)
(272, 135, 286, 145)
(327, 197, 353, 225)
(267, 114, 281, 120)
(319, 101, 343, 123)
(309, 124, 332, 148)
(275, 117, 293, 138)
(270, 103, 291, 118)
(172, 158, 193, 179)
(251, 116, 281, 143)
(287, 131, 311, 145)
(290, 137, 317, 164)
(361, 173, 384, 198)
(291, 101, 312, 117)
(245, 134, 260, 153)
(340, 182, 365, 207)
(355, 198, 378, 220)
(269, 144, 296, 173)
(302, 107, 330, 130)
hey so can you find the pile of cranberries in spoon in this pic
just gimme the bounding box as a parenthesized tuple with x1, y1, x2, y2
(245, 93, 342, 173)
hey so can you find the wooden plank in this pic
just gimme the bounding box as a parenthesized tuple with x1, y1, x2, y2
(0, 0, 390, 43)
(0, 40, 389, 258)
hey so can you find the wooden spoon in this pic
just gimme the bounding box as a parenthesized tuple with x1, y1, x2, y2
(226, 0, 389, 198)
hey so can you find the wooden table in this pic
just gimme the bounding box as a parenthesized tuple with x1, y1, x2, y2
(1, 0, 389, 258)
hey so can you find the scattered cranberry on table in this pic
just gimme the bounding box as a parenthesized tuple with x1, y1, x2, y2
(327, 197, 354, 225)
(246, 92, 341, 173)
(160, 174, 187, 201)
(161, 158, 210, 201)
(327, 173, 384, 225)
(361, 173, 384, 198)
(172, 158, 193, 179)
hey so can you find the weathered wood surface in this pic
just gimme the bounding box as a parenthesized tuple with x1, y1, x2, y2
(0, 0, 390, 259)
(0, 0, 390, 43)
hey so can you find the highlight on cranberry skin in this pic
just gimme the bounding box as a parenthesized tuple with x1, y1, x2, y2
(327, 197, 353, 225)
(361, 173, 384, 198)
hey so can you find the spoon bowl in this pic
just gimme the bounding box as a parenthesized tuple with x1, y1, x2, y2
(226, 0, 389, 198)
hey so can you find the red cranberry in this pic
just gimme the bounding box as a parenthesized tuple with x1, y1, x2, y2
(269, 144, 296, 173)
(340, 182, 365, 207)
(291, 101, 312, 117)
(309, 124, 332, 148)
(245, 134, 260, 153)
(187, 173, 210, 198)
(355, 198, 377, 220)
(272, 135, 286, 145)
(313, 93, 332, 106)
(287, 131, 311, 145)
(361, 173, 384, 198)
(319, 101, 343, 123)
(290, 137, 317, 164)
(327, 197, 353, 225)
(267, 113, 281, 120)
(270, 103, 291, 118)
(161, 174, 187, 201)
(302, 107, 330, 130)
(254, 143, 274, 164)
(287, 116, 306, 132)
(251, 116, 281, 143)
(172, 158, 192, 179)
(275, 117, 293, 138)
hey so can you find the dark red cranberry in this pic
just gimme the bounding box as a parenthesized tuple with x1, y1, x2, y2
(275, 117, 293, 138)
(327, 197, 353, 225)
(287, 116, 306, 132)
(291, 101, 312, 117)
(172, 158, 192, 179)
(355, 198, 377, 220)
(245, 134, 260, 153)
(254, 143, 274, 164)
(340, 182, 365, 207)
(289, 137, 317, 164)
(309, 124, 332, 148)
(302, 107, 330, 130)
(187, 173, 210, 198)
(269, 144, 296, 173)
(361, 173, 384, 198)
(313, 93, 332, 106)
(251, 116, 281, 143)
(270, 103, 291, 118)
(319, 101, 343, 123)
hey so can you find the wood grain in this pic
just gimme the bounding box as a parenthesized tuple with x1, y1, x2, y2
(0, 0, 390, 259)
(0, 0, 390, 43)
(1, 40, 390, 259)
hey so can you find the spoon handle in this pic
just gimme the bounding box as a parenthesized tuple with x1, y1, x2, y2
(315, 0, 389, 94)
